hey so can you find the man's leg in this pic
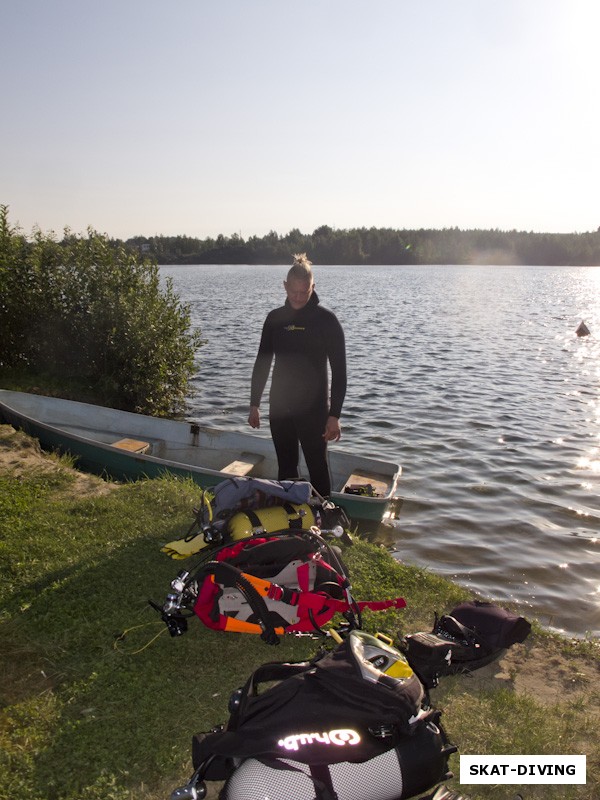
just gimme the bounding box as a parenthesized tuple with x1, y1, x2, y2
(269, 415, 300, 481)
(296, 409, 332, 497)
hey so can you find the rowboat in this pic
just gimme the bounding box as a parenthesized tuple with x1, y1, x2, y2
(0, 390, 402, 525)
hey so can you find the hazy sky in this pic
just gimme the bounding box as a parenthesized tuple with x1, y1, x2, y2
(2, 0, 599, 240)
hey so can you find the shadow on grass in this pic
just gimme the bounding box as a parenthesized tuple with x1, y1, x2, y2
(1, 526, 319, 798)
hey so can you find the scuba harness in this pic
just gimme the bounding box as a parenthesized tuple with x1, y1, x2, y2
(154, 526, 406, 644)
(153, 477, 405, 644)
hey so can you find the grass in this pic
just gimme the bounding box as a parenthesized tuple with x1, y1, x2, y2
(0, 432, 598, 800)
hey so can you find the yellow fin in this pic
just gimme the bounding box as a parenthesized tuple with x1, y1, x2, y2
(160, 534, 208, 559)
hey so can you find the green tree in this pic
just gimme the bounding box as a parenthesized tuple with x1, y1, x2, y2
(0, 206, 203, 416)
(0, 206, 32, 366)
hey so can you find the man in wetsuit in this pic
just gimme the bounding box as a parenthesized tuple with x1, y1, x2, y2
(248, 253, 346, 498)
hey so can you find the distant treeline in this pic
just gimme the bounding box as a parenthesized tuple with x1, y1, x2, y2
(125, 225, 600, 266)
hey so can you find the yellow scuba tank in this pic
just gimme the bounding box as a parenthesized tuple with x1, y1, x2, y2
(228, 503, 316, 539)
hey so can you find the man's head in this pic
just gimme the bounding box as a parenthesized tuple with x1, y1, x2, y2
(284, 253, 314, 310)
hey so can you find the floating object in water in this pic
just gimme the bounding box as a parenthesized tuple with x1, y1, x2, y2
(576, 320, 590, 337)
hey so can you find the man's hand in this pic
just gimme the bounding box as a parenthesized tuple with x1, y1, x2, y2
(248, 406, 261, 429)
(323, 415, 341, 442)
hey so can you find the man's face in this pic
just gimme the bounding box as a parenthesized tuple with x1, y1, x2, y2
(284, 277, 314, 310)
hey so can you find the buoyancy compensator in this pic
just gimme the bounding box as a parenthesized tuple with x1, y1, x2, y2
(153, 527, 406, 644)
(170, 630, 457, 800)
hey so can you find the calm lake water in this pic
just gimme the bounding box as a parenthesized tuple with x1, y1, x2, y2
(160, 264, 600, 639)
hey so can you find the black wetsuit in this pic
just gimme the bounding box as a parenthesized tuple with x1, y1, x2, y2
(250, 291, 346, 497)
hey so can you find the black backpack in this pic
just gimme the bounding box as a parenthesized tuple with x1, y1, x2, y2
(401, 601, 531, 688)
(171, 631, 457, 800)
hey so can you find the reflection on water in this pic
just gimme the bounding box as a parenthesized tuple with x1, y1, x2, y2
(161, 264, 600, 639)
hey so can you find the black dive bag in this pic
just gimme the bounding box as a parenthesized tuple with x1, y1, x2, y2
(401, 601, 532, 688)
(174, 631, 457, 800)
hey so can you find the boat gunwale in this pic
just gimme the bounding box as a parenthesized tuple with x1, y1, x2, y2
(0, 390, 402, 509)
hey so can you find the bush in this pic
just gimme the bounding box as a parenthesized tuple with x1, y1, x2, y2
(0, 205, 203, 416)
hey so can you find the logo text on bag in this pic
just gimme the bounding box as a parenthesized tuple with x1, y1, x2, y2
(278, 729, 361, 751)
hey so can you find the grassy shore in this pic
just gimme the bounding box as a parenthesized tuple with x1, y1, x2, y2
(0, 424, 598, 800)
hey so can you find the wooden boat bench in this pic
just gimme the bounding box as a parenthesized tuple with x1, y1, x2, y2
(221, 452, 264, 476)
(341, 470, 390, 498)
(111, 437, 151, 454)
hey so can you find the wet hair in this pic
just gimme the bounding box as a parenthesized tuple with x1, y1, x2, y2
(287, 253, 313, 283)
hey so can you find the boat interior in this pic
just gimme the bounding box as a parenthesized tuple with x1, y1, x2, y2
(0, 390, 398, 501)
(69, 425, 395, 497)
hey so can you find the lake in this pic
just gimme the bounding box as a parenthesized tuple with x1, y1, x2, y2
(160, 263, 600, 639)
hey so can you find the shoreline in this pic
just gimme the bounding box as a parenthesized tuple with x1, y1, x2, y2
(1, 422, 599, 799)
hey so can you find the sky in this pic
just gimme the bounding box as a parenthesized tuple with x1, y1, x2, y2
(2, 0, 599, 240)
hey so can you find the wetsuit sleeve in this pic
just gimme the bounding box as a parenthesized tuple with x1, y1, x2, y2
(250, 316, 274, 407)
(327, 317, 347, 418)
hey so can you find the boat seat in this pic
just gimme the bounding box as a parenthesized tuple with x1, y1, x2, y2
(342, 471, 390, 497)
(111, 437, 151, 454)
(221, 453, 264, 476)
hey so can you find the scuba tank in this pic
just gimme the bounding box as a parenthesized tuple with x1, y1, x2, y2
(228, 503, 316, 539)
